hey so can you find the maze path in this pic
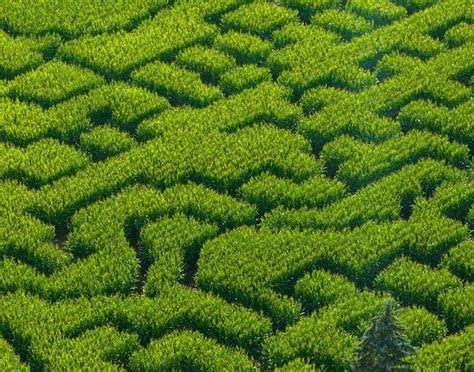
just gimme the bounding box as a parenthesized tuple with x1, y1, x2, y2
(0, 0, 472, 369)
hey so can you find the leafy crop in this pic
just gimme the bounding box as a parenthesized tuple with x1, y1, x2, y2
(0, 0, 472, 369)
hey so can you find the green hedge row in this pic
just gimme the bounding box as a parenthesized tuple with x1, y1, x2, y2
(138, 82, 302, 139)
(1, 247, 138, 300)
(131, 61, 223, 107)
(2, 182, 257, 299)
(0, 31, 60, 79)
(276, 0, 463, 95)
(438, 284, 474, 331)
(398, 99, 474, 151)
(296, 36, 471, 149)
(444, 22, 474, 47)
(241, 172, 345, 211)
(397, 306, 447, 347)
(271, 22, 340, 50)
(140, 214, 218, 295)
(375, 256, 461, 310)
(0, 181, 36, 215)
(79, 125, 137, 161)
(3, 60, 105, 107)
(0, 214, 71, 274)
(347, 0, 407, 26)
(263, 290, 449, 369)
(262, 291, 387, 369)
(411, 179, 474, 223)
(0, 0, 168, 38)
(275, 358, 318, 371)
(407, 325, 474, 370)
(197, 207, 466, 325)
(67, 182, 255, 258)
(221, 1, 298, 38)
(172, 0, 252, 22)
(294, 269, 357, 311)
(0, 336, 29, 371)
(214, 31, 273, 64)
(263, 159, 464, 231)
(40, 326, 140, 371)
(298, 87, 400, 150)
(0, 288, 271, 368)
(59, 7, 217, 78)
(321, 130, 469, 190)
(279, 0, 343, 21)
(393, 0, 439, 12)
(176, 45, 237, 83)
(441, 240, 474, 281)
(1, 139, 90, 187)
(0, 83, 169, 145)
(129, 330, 256, 370)
(312, 10, 374, 40)
(219, 65, 271, 95)
(34, 122, 316, 225)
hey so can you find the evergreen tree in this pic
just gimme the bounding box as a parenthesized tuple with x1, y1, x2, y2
(354, 300, 415, 371)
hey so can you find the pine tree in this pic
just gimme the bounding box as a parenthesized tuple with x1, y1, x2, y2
(354, 300, 415, 371)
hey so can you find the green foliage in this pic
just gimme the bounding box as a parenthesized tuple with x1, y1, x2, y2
(129, 330, 256, 370)
(219, 64, 271, 94)
(275, 358, 318, 371)
(397, 306, 447, 346)
(131, 61, 223, 107)
(468, 205, 474, 230)
(277, 0, 465, 95)
(176, 46, 237, 83)
(375, 257, 462, 310)
(214, 31, 273, 64)
(354, 300, 414, 371)
(198, 206, 466, 327)
(0, 214, 72, 274)
(398, 99, 474, 151)
(0, 181, 36, 215)
(0, 337, 29, 371)
(41, 327, 140, 370)
(407, 325, 474, 370)
(438, 284, 474, 331)
(4, 61, 105, 106)
(312, 10, 374, 40)
(441, 240, 473, 281)
(279, 0, 343, 20)
(0, 82, 169, 145)
(392, 0, 439, 12)
(1, 0, 472, 369)
(444, 22, 474, 47)
(138, 82, 302, 138)
(0, 0, 168, 38)
(141, 214, 218, 294)
(294, 269, 357, 311)
(413, 179, 474, 222)
(221, 1, 298, 38)
(80, 126, 137, 161)
(0, 31, 60, 78)
(0, 139, 90, 187)
(59, 8, 217, 78)
(263, 159, 466, 233)
(0, 289, 271, 367)
(241, 172, 344, 211)
(321, 130, 469, 190)
(262, 291, 388, 369)
(347, 0, 407, 26)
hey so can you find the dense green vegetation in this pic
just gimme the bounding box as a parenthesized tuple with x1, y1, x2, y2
(0, 0, 472, 370)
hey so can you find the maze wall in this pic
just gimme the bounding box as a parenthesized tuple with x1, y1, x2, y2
(0, 0, 473, 370)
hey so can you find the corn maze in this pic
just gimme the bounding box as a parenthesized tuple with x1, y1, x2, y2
(0, 0, 473, 370)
